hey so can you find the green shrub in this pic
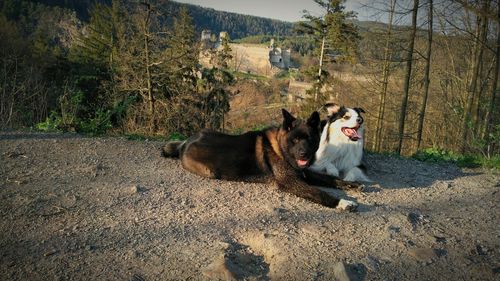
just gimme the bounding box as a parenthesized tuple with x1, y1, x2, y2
(36, 111, 62, 132)
(78, 109, 113, 136)
(168, 132, 187, 141)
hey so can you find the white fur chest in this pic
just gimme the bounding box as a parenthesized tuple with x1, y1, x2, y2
(314, 128, 364, 175)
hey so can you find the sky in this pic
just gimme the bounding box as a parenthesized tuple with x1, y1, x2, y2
(174, 0, 375, 23)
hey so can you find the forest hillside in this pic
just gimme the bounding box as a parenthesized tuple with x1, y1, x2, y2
(0, 0, 498, 163)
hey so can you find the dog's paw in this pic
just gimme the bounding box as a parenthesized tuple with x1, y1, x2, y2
(356, 183, 366, 192)
(344, 168, 371, 183)
(337, 199, 358, 212)
(344, 182, 365, 192)
(325, 164, 340, 177)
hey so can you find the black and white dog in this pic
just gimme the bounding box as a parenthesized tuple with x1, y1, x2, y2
(309, 103, 370, 182)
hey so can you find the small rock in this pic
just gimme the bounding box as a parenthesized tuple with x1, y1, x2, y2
(301, 224, 325, 237)
(408, 248, 438, 262)
(387, 226, 400, 234)
(475, 244, 488, 255)
(127, 185, 141, 194)
(434, 236, 447, 244)
(332, 262, 358, 281)
(130, 273, 145, 281)
(407, 212, 424, 231)
(337, 199, 358, 212)
(202, 255, 237, 281)
(43, 249, 58, 257)
(217, 241, 231, 250)
(365, 256, 380, 272)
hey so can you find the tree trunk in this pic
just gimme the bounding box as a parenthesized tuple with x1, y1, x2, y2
(474, 4, 493, 138)
(315, 36, 326, 102)
(460, 1, 488, 153)
(373, 0, 396, 152)
(483, 3, 500, 157)
(397, 0, 419, 155)
(416, 0, 433, 151)
(142, 2, 156, 132)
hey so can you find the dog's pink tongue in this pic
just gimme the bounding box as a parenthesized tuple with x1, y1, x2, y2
(345, 128, 361, 140)
(297, 159, 308, 167)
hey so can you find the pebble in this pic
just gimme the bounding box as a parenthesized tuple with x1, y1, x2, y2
(434, 236, 447, 244)
(337, 199, 358, 212)
(407, 212, 423, 230)
(301, 224, 322, 236)
(475, 244, 488, 255)
(127, 185, 141, 194)
(408, 248, 438, 262)
(365, 255, 380, 272)
(332, 262, 358, 281)
(387, 226, 400, 234)
(43, 249, 58, 257)
(202, 255, 237, 281)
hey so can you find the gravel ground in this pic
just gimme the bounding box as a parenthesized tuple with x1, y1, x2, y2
(0, 131, 498, 281)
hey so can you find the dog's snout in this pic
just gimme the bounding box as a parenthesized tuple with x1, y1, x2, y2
(298, 150, 307, 158)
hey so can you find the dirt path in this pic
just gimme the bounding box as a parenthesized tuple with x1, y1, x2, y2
(0, 131, 498, 281)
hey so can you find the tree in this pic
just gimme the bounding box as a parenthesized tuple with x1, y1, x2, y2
(114, 0, 168, 133)
(483, 1, 499, 157)
(160, 6, 205, 135)
(60, 0, 126, 132)
(397, 0, 419, 155)
(460, 0, 489, 153)
(203, 32, 233, 131)
(297, 0, 360, 104)
(416, 0, 433, 150)
(372, 0, 397, 152)
(212, 33, 232, 69)
(70, 2, 115, 67)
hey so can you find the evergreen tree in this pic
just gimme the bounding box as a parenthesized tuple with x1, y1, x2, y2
(70, 0, 123, 69)
(217, 34, 233, 69)
(296, 0, 360, 108)
(297, 0, 360, 63)
(167, 7, 199, 90)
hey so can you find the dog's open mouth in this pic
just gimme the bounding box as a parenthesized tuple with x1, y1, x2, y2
(341, 126, 361, 141)
(296, 159, 309, 168)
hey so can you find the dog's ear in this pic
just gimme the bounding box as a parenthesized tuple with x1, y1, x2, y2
(307, 111, 320, 129)
(324, 103, 340, 116)
(281, 109, 297, 131)
(353, 107, 366, 114)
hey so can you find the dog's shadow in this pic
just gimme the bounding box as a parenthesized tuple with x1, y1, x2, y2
(362, 153, 472, 190)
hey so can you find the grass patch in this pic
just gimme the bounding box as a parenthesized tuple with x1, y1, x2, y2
(412, 148, 499, 169)
(230, 70, 268, 81)
(125, 132, 187, 142)
(274, 70, 290, 79)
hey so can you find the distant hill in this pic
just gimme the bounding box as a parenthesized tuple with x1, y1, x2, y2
(19, 1, 395, 41)
(25, 0, 294, 39)
(165, 1, 294, 39)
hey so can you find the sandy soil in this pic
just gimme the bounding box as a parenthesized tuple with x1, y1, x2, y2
(0, 131, 498, 281)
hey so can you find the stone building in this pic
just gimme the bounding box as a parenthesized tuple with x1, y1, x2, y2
(268, 39, 291, 69)
(200, 30, 228, 50)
